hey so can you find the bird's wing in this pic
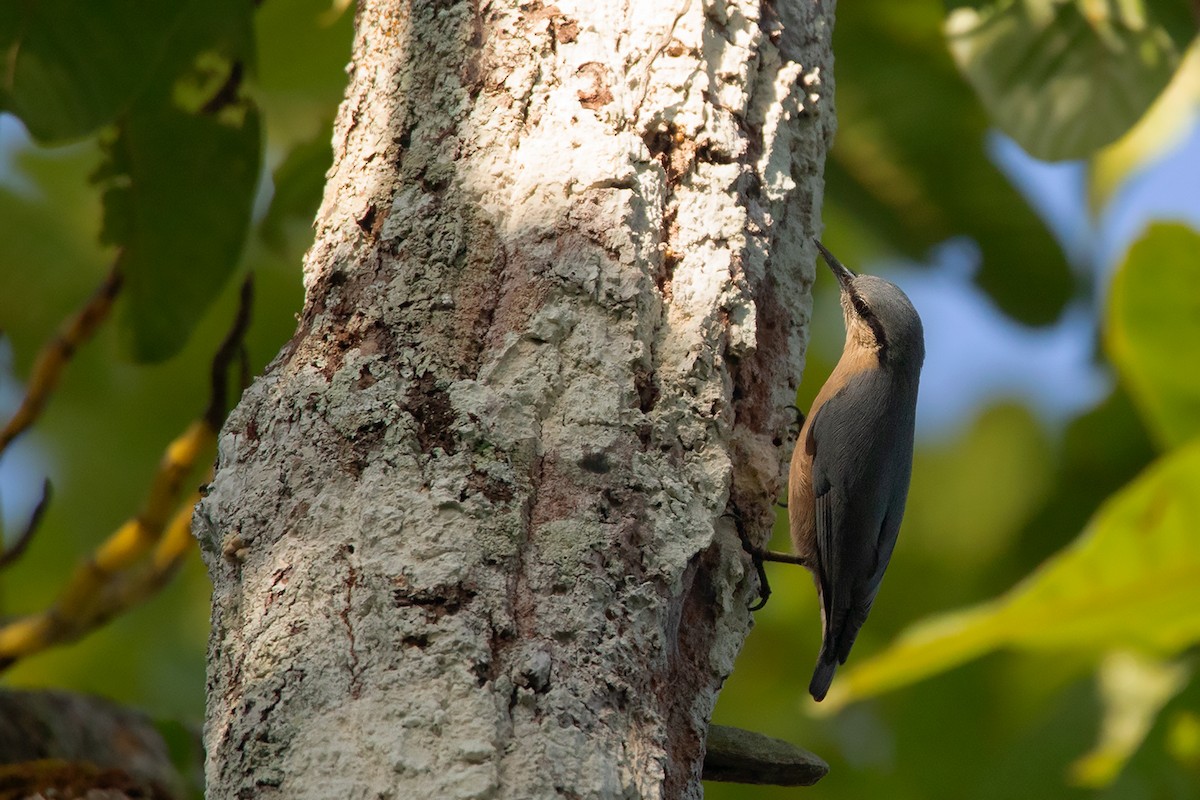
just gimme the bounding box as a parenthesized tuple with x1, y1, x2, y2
(809, 369, 914, 664)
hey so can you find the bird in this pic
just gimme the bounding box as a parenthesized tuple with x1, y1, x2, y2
(783, 239, 924, 702)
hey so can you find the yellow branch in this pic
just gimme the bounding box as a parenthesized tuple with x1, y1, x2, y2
(110, 492, 204, 612)
(0, 425, 213, 664)
(0, 265, 123, 457)
(0, 274, 251, 669)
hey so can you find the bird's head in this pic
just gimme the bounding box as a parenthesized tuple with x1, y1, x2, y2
(815, 239, 925, 369)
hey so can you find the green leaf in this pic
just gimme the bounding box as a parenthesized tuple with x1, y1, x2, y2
(1106, 223, 1200, 449)
(818, 435, 1200, 711)
(946, 0, 1185, 161)
(0, 1, 185, 142)
(2, 0, 261, 361)
(1144, 0, 1200, 53)
(825, 0, 1072, 325)
(99, 101, 262, 362)
(1088, 46, 1200, 211)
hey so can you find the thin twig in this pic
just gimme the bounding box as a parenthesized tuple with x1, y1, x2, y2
(205, 275, 255, 429)
(0, 479, 51, 569)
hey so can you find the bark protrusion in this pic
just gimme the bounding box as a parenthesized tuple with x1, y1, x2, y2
(391, 582, 478, 617)
(702, 724, 828, 786)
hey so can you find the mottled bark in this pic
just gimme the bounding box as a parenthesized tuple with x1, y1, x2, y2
(197, 0, 834, 797)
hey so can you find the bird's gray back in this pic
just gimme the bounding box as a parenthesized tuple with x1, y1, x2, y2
(810, 367, 918, 650)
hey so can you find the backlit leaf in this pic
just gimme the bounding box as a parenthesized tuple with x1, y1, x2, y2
(1088, 44, 1200, 211)
(1106, 223, 1200, 449)
(946, 0, 1186, 161)
(1068, 651, 1190, 788)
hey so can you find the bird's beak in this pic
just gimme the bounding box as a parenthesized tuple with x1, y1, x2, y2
(813, 239, 856, 293)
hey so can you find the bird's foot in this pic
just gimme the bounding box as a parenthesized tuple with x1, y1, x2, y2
(745, 547, 811, 612)
(758, 550, 811, 568)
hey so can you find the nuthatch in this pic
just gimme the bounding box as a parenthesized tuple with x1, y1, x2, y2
(765, 240, 924, 702)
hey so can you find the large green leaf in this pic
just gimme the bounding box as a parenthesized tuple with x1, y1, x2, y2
(99, 102, 261, 363)
(946, 0, 1187, 161)
(2, 0, 261, 362)
(818, 435, 1200, 710)
(1012, 387, 1155, 571)
(1106, 223, 1200, 449)
(825, 0, 1072, 325)
(81, 0, 261, 363)
(0, 1, 185, 142)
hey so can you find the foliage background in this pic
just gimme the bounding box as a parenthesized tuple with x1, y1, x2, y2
(0, 0, 351, 718)
(1, 1, 1197, 798)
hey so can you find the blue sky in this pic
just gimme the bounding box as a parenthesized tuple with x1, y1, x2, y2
(870, 114, 1200, 440)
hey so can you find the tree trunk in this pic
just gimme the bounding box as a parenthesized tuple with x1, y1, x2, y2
(196, 0, 834, 797)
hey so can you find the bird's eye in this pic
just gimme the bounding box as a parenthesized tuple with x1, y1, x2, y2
(850, 294, 872, 319)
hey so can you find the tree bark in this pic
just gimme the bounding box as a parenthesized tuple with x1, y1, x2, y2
(196, 0, 834, 797)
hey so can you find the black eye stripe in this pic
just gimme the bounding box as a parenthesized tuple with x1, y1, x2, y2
(850, 294, 871, 318)
(848, 288, 889, 363)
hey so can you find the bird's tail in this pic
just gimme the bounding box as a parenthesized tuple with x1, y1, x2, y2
(809, 645, 838, 702)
